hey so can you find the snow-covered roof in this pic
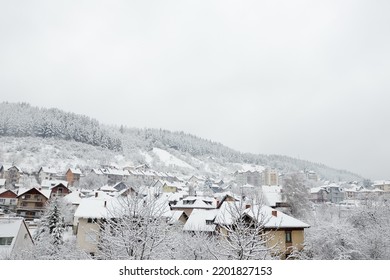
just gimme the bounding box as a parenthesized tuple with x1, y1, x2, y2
(164, 210, 185, 224)
(0, 188, 17, 196)
(153, 171, 168, 178)
(0, 217, 25, 256)
(373, 180, 390, 186)
(162, 181, 186, 188)
(214, 201, 309, 229)
(1, 164, 22, 172)
(67, 168, 82, 175)
(0, 179, 6, 186)
(173, 196, 217, 210)
(41, 180, 69, 189)
(100, 168, 128, 176)
(127, 169, 144, 176)
(92, 168, 104, 175)
(74, 197, 112, 219)
(261, 185, 285, 207)
(39, 167, 57, 174)
(99, 185, 118, 192)
(63, 190, 84, 205)
(183, 209, 219, 232)
(310, 186, 328, 194)
(16, 187, 51, 199)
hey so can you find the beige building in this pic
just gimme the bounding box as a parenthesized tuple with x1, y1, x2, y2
(214, 201, 309, 259)
(262, 168, 279, 186)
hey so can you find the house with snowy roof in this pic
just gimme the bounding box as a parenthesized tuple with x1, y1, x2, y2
(182, 209, 219, 234)
(310, 186, 329, 203)
(16, 187, 51, 220)
(0, 188, 18, 211)
(0, 179, 6, 188)
(261, 185, 290, 209)
(66, 168, 83, 186)
(38, 167, 58, 183)
(171, 196, 217, 216)
(74, 192, 172, 256)
(0, 164, 22, 186)
(0, 217, 34, 259)
(74, 196, 112, 255)
(372, 181, 390, 192)
(50, 182, 71, 199)
(214, 201, 310, 259)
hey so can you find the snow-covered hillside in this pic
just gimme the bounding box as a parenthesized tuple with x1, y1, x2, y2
(0, 102, 363, 182)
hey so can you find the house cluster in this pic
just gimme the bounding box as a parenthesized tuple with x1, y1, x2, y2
(5, 160, 385, 259)
(71, 184, 309, 259)
(310, 181, 387, 204)
(0, 162, 312, 259)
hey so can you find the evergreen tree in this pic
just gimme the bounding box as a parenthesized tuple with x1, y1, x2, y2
(34, 198, 65, 250)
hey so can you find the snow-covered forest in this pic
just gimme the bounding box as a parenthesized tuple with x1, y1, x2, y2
(0, 102, 122, 151)
(0, 102, 362, 182)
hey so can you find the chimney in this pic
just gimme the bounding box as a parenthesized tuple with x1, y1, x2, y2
(272, 210, 277, 217)
(95, 192, 98, 198)
(104, 200, 107, 207)
(245, 204, 251, 209)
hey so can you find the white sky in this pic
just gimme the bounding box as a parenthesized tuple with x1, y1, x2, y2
(0, 0, 389, 180)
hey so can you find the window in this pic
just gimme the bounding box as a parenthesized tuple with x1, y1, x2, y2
(205, 219, 214, 225)
(183, 200, 195, 205)
(285, 231, 292, 243)
(0, 198, 5, 204)
(87, 218, 98, 223)
(0, 237, 13, 246)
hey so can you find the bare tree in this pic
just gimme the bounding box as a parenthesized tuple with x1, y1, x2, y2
(282, 172, 312, 220)
(96, 193, 173, 260)
(214, 197, 276, 260)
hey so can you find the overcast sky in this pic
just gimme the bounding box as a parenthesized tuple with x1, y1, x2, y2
(0, 0, 389, 180)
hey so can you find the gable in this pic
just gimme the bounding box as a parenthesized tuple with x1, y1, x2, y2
(0, 190, 17, 198)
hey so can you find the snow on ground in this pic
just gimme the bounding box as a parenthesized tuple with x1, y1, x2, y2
(152, 148, 195, 170)
(139, 150, 153, 165)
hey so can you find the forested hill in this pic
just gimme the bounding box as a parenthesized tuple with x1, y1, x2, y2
(0, 102, 362, 181)
(0, 102, 122, 151)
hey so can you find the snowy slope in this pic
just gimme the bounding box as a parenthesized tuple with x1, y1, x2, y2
(151, 148, 195, 170)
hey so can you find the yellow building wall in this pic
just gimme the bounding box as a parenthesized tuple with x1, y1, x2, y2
(266, 229, 305, 257)
(163, 186, 177, 193)
(76, 218, 101, 254)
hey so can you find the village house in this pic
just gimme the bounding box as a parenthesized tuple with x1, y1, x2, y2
(50, 182, 71, 199)
(74, 197, 111, 256)
(310, 187, 329, 203)
(261, 185, 290, 209)
(16, 187, 51, 220)
(0, 165, 23, 187)
(170, 196, 217, 216)
(0, 188, 18, 211)
(37, 167, 58, 183)
(372, 181, 390, 192)
(214, 201, 310, 259)
(66, 168, 83, 186)
(0, 217, 34, 259)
